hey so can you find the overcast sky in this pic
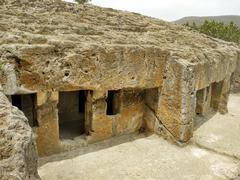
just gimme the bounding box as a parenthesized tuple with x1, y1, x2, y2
(65, 0, 240, 21)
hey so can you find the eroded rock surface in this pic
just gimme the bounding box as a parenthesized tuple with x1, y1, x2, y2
(0, 0, 239, 92)
(0, 88, 39, 179)
(0, 0, 240, 155)
(38, 94, 240, 180)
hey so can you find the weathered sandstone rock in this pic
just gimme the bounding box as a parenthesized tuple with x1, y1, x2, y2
(0, 87, 39, 179)
(0, 0, 239, 156)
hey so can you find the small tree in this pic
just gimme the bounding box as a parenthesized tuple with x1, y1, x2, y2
(75, 0, 91, 4)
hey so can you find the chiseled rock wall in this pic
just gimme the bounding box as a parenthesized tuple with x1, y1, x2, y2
(0, 88, 39, 180)
(0, 0, 239, 94)
(36, 91, 60, 157)
(85, 89, 145, 143)
(232, 55, 240, 93)
(157, 59, 195, 143)
(1, 45, 168, 94)
(0, 0, 239, 153)
(193, 49, 238, 91)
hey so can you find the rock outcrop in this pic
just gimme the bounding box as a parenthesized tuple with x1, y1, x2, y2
(0, 86, 39, 179)
(0, 0, 239, 92)
(0, 0, 239, 156)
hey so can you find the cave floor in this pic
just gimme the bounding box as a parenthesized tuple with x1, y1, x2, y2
(38, 94, 240, 180)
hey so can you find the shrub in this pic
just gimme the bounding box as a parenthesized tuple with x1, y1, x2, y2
(184, 20, 240, 44)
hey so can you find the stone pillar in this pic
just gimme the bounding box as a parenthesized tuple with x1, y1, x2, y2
(86, 90, 113, 143)
(114, 90, 144, 136)
(196, 86, 212, 116)
(211, 81, 223, 110)
(231, 54, 240, 93)
(218, 76, 231, 114)
(210, 75, 231, 114)
(157, 59, 195, 143)
(36, 91, 60, 156)
(2, 63, 18, 95)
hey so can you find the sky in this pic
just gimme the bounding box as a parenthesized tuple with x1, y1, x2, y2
(65, 0, 240, 21)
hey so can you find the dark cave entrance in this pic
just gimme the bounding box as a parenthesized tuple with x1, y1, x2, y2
(211, 81, 224, 110)
(11, 94, 38, 127)
(58, 90, 86, 139)
(106, 90, 120, 116)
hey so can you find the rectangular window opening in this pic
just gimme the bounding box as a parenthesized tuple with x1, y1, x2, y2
(106, 90, 120, 115)
(11, 94, 38, 128)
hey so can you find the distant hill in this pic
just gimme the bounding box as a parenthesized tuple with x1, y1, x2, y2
(175, 15, 240, 27)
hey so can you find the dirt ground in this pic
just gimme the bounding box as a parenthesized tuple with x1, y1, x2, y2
(38, 94, 240, 180)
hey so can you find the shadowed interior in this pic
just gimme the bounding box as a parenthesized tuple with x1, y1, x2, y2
(58, 91, 86, 139)
(11, 94, 38, 127)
